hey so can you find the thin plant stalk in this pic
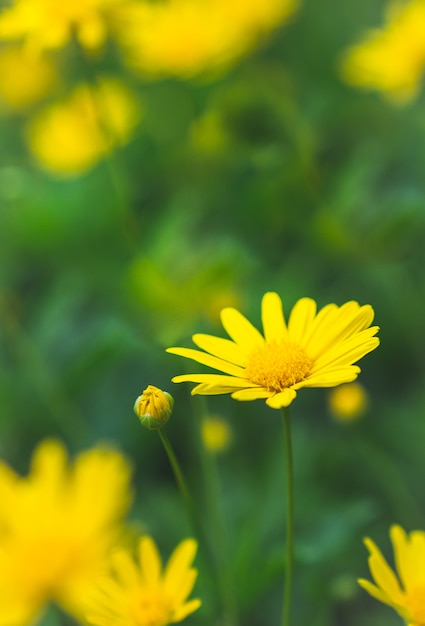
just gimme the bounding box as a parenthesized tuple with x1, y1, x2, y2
(197, 414, 238, 626)
(76, 41, 138, 243)
(281, 407, 294, 626)
(158, 428, 192, 509)
(157, 428, 215, 569)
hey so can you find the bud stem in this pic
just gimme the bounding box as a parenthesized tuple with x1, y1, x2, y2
(158, 428, 191, 506)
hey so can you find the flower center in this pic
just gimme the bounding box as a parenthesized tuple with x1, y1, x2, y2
(132, 592, 173, 626)
(245, 341, 312, 392)
(406, 587, 425, 625)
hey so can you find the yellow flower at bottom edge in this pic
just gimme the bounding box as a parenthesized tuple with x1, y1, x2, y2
(167, 292, 379, 409)
(25, 76, 139, 177)
(0, 439, 132, 626)
(86, 535, 201, 626)
(341, 0, 425, 103)
(359, 525, 425, 626)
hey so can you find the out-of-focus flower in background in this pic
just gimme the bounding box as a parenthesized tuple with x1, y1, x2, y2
(167, 293, 380, 409)
(0, 439, 132, 625)
(0, 45, 57, 111)
(359, 525, 425, 625)
(328, 382, 368, 423)
(0, 0, 136, 53)
(128, 218, 248, 345)
(341, 0, 425, 103)
(25, 77, 139, 176)
(86, 535, 201, 626)
(201, 416, 232, 454)
(116, 0, 298, 78)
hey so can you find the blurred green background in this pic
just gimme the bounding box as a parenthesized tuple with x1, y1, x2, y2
(1, 0, 424, 625)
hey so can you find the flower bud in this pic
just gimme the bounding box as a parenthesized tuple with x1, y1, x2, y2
(134, 385, 174, 430)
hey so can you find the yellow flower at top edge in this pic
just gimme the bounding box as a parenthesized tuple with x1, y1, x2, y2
(0, 439, 132, 625)
(0, 0, 135, 53)
(167, 292, 379, 410)
(0, 45, 57, 111)
(86, 535, 201, 626)
(341, 0, 425, 103)
(25, 76, 139, 176)
(116, 0, 298, 78)
(359, 525, 425, 626)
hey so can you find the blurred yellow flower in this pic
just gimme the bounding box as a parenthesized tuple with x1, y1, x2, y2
(201, 416, 232, 453)
(341, 0, 425, 102)
(0, 439, 132, 625)
(0, 45, 56, 111)
(117, 0, 298, 78)
(0, 0, 134, 53)
(167, 292, 379, 409)
(359, 525, 425, 625)
(87, 535, 201, 626)
(328, 382, 368, 422)
(134, 385, 174, 430)
(25, 77, 139, 176)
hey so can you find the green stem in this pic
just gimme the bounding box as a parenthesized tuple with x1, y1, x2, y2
(281, 407, 294, 626)
(76, 42, 138, 244)
(158, 428, 191, 507)
(198, 416, 238, 626)
(157, 427, 213, 568)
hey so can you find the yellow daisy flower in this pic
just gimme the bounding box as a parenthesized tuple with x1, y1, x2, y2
(359, 525, 425, 626)
(87, 535, 201, 626)
(0, 439, 132, 625)
(167, 292, 379, 409)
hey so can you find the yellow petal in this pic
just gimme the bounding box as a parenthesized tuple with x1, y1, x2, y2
(287, 297, 317, 344)
(191, 383, 237, 395)
(298, 302, 339, 349)
(172, 598, 202, 622)
(310, 332, 380, 373)
(164, 539, 198, 595)
(138, 536, 162, 586)
(261, 292, 288, 343)
(299, 366, 360, 388)
(172, 374, 254, 388)
(192, 333, 248, 366)
(221, 307, 264, 349)
(358, 578, 394, 605)
(111, 550, 140, 589)
(364, 537, 404, 602)
(166, 347, 245, 377)
(265, 388, 297, 408)
(390, 525, 412, 591)
(231, 388, 272, 401)
(305, 303, 375, 358)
